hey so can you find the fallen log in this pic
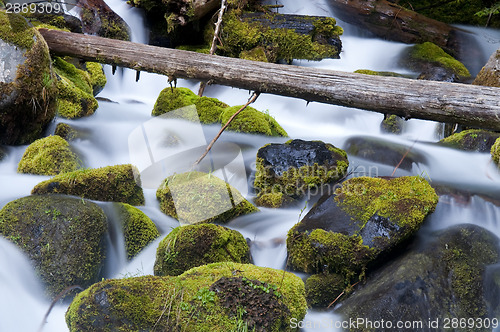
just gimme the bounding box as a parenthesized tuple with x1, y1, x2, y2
(38, 29, 500, 130)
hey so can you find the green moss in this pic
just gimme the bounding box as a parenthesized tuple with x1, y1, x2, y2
(440, 129, 500, 152)
(176, 45, 211, 54)
(31, 164, 145, 205)
(354, 69, 408, 77)
(220, 106, 288, 136)
(491, 137, 500, 165)
(312, 17, 343, 39)
(194, 96, 229, 124)
(335, 176, 438, 230)
(152, 87, 199, 117)
(409, 42, 471, 78)
(0, 11, 35, 48)
(53, 57, 98, 118)
(254, 192, 295, 208)
(0, 195, 107, 298)
(156, 171, 258, 225)
(381, 114, 404, 134)
(85, 62, 107, 95)
(66, 262, 306, 331)
(154, 223, 251, 276)
(17, 135, 81, 175)
(217, 11, 262, 58)
(54, 122, 78, 141)
(305, 273, 345, 308)
(116, 203, 159, 259)
(240, 46, 268, 62)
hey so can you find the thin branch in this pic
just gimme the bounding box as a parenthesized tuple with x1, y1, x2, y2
(37, 285, 83, 332)
(198, 0, 227, 97)
(390, 140, 417, 177)
(192, 91, 260, 167)
(327, 281, 360, 308)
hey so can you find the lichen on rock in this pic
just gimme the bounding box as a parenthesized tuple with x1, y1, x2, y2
(0, 195, 107, 298)
(156, 171, 258, 225)
(115, 203, 159, 259)
(154, 223, 251, 276)
(65, 262, 307, 331)
(440, 129, 500, 152)
(287, 176, 438, 281)
(31, 164, 145, 205)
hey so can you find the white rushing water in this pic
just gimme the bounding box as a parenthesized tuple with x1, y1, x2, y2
(1, 0, 500, 331)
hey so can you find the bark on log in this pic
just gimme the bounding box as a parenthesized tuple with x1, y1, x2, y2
(326, 0, 460, 55)
(38, 29, 500, 130)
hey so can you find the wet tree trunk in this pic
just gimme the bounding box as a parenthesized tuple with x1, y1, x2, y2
(39, 29, 500, 130)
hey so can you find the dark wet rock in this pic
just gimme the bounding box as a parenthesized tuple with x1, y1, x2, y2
(305, 273, 344, 308)
(54, 123, 79, 141)
(156, 171, 258, 225)
(338, 225, 500, 331)
(66, 262, 307, 331)
(31, 164, 145, 205)
(344, 136, 426, 170)
(115, 203, 159, 259)
(473, 48, 500, 88)
(0, 195, 107, 298)
(154, 223, 251, 276)
(254, 139, 348, 207)
(287, 176, 438, 281)
(439, 129, 500, 152)
(78, 0, 130, 40)
(0, 12, 57, 145)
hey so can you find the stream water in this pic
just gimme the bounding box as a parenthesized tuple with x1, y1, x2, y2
(1, 0, 500, 331)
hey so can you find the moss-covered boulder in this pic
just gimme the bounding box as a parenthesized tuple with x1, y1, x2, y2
(0, 195, 107, 298)
(85, 62, 107, 95)
(66, 262, 307, 331)
(287, 176, 438, 281)
(0, 11, 58, 145)
(194, 96, 229, 124)
(254, 139, 348, 207)
(152, 87, 199, 117)
(115, 203, 159, 259)
(220, 105, 288, 137)
(403, 42, 471, 81)
(473, 48, 500, 88)
(31, 164, 145, 205)
(154, 223, 251, 276)
(54, 122, 79, 141)
(491, 137, 500, 165)
(305, 273, 345, 308)
(338, 225, 500, 330)
(53, 57, 99, 119)
(439, 129, 500, 152)
(216, 12, 343, 63)
(17, 135, 81, 175)
(156, 171, 258, 225)
(344, 136, 426, 170)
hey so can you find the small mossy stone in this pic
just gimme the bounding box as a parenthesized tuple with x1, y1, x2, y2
(115, 203, 159, 259)
(54, 122, 79, 141)
(287, 176, 438, 280)
(194, 96, 229, 124)
(220, 105, 288, 137)
(491, 137, 500, 165)
(156, 171, 258, 225)
(254, 192, 296, 208)
(84, 62, 107, 95)
(305, 273, 345, 308)
(440, 129, 500, 152)
(380, 114, 405, 134)
(406, 42, 470, 79)
(152, 87, 199, 117)
(66, 262, 307, 331)
(254, 139, 349, 204)
(31, 164, 145, 205)
(0, 194, 107, 298)
(154, 223, 251, 276)
(17, 135, 81, 175)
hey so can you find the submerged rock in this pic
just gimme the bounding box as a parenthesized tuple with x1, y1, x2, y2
(31, 164, 145, 205)
(54, 123, 79, 141)
(338, 225, 500, 330)
(0, 12, 58, 145)
(154, 223, 251, 276)
(0, 195, 107, 298)
(66, 262, 307, 331)
(17, 135, 81, 175)
(115, 203, 159, 259)
(156, 171, 258, 224)
(254, 139, 348, 207)
(287, 176, 438, 280)
(439, 129, 500, 152)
